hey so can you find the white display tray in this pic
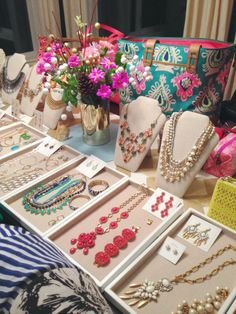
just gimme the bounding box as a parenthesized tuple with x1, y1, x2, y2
(219, 287, 236, 314)
(0, 142, 82, 200)
(0, 121, 46, 160)
(1, 156, 127, 237)
(0, 112, 19, 130)
(105, 208, 236, 314)
(46, 178, 183, 289)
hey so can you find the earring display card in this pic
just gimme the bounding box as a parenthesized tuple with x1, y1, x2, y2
(143, 188, 183, 220)
(11, 99, 20, 118)
(178, 214, 222, 252)
(76, 155, 106, 178)
(158, 236, 186, 264)
(34, 138, 63, 157)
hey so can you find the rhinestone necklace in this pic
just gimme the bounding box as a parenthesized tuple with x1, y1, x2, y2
(2, 57, 27, 94)
(160, 112, 214, 183)
(120, 244, 236, 309)
(118, 105, 160, 162)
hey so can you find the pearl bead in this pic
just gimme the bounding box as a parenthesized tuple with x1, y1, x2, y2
(189, 309, 197, 314)
(46, 47, 52, 52)
(145, 66, 151, 72)
(71, 48, 77, 53)
(61, 114, 67, 121)
(206, 297, 213, 303)
(129, 65, 135, 72)
(177, 304, 182, 309)
(42, 88, 49, 94)
(177, 311, 182, 314)
(94, 22, 100, 29)
(196, 305, 204, 313)
(44, 82, 51, 89)
(44, 63, 51, 70)
(133, 55, 139, 61)
(143, 71, 148, 77)
(66, 105, 72, 112)
(205, 303, 214, 312)
(213, 301, 221, 309)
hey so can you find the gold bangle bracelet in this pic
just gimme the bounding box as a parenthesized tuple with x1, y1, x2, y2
(69, 194, 91, 211)
(88, 180, 109, 196)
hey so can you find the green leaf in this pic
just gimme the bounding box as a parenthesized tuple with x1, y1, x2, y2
(115, 52, 123, 66)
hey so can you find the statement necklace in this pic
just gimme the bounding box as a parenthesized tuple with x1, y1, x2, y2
(118, 105, 159, 162)
(46, 92, 65, 110)
(69, 187, 149, 256)
(160, 112, 214, 183)
(22, 67, 42, 102)
(23, 175, 86, 215)
(2, 57, 27, 94)
(120, 244, 235, 309)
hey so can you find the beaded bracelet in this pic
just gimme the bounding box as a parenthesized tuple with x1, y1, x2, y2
(69, 194, 91, 211)
(88, 180, 109, 196)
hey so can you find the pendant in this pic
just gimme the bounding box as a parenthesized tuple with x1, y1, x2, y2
(120, 278, 173, 308)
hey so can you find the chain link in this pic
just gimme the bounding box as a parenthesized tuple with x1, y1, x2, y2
(172, 244, 236, 285)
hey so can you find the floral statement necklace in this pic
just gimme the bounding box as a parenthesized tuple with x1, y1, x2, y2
(23, 175, 86, 215)
(120, 244, 235, 309)
(160, 112, 214, 183)
(118, 105, 159, 162)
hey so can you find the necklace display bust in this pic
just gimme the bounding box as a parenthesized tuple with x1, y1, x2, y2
(115, 96, 166, 172)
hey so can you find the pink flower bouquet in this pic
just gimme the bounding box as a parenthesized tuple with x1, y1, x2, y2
(36, 17, 129, 106)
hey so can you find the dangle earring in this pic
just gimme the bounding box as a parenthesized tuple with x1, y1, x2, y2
(182, 223, 200, 239)
(151, 192, 165, 212)
(160, 196, 173, 218)
(194, 229, 211, 246)
(92, 163, 99, 171)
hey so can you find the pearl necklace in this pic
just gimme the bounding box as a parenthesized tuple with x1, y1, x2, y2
(118, 105, 160, 162)
(120, 244, 235, 309)
(172, 286, 229, 314)
(160, 112, 214, 183)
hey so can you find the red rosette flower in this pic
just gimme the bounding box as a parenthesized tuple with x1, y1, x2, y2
(87, 239, 95, 248)
(90, 232, 96, 239)
(111, 207, 120, 214)
(70, 238, 77, 245)
(95, 226, 104, 235)
(70, 247, 76, 255)
(120, 211, 129, 219)
(94, 252, 110, 266)
(109, 221, 118, 229)
(78, 233, 87, 242)
(104, 243, 119, 257)
(122, 228, 136, 241)
(113, 235, 127, 249)
(99, 216, 108, 224)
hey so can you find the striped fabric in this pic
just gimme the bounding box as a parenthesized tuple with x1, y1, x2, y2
(0, 224, 74, 313)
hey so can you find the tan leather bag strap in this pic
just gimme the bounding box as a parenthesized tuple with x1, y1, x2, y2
(186, 44, 201, 74)
(143, 39, 160, 66)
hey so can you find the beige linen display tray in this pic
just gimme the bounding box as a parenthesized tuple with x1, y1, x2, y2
(1, 156, 127, 236)
(105, 208, 236, 314)
(0, 143, 81, 199)
(47, 179, 183, 289)
(0, 112, 18, 129)
(0, 122, 46, 159)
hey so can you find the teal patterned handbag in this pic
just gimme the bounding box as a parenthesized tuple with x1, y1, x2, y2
(118, 38, 236, 122)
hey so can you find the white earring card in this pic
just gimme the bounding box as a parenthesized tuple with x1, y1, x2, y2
(76, 155, 106, 178)
(142, 188, 183, 221)
(158, 236, 186, 264)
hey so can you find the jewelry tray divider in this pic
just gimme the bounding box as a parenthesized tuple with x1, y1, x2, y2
(0, 142, 82, 200)
(46, 178, 183, 289)
(1, 156, 127, 236)
(0, 121, 47, 160)
(105, 208, 236, 314)
(219, 287, 236, 314)
(0, 112, 19, 130)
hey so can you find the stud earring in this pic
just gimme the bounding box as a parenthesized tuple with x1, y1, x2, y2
(92, 163, 98, 171)
(44, 143, 49, 147)
(166, 245, 171, 251)
(194, 228, 211, 246)
(146, 219, 153, 225)
(173, 249, 178, 255)
(86, 160, 93, 167)
(49, 145, 54, 149)
(182, 223, 200, 239)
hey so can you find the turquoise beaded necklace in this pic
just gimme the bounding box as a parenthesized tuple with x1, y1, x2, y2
(23, 175, 86, 215)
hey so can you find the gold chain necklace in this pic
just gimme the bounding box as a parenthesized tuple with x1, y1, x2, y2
(22, 66, 42, 102)
(160, 112, 214, 183)
(120, 244, 236, 308)
(46, 92, 65, 110)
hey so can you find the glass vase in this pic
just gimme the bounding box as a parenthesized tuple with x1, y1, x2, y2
(80, 97, 110, 146)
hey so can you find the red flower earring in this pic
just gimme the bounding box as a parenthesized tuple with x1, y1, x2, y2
(94, 227, 139, 267)
(160, 196, 173, 218)
(151, 192, 165, 212)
